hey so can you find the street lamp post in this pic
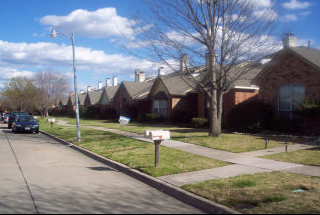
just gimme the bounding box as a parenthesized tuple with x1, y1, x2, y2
(51, 29, 81, 142)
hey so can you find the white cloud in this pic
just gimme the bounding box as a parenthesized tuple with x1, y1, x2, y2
(0, 40, 158, 82)
(40, 8, 137, 39)
(300, 11, 311, 16)
(247, 0, 273, 8)
(252, 8, 278, 20)
(280, 14, 298, 22)
(283, 0, 311, 9)
(0, 67, 34, 80)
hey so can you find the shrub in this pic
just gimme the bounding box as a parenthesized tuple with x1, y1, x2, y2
(293, 99, 320, 118)
(226, 100, 274, 132)
(101, 107, 118, 120)
(269, 118, 303, 134)
(191, 118, 209, 128)
(137, 113, 164, 123)
(81, 106, 101, 119)
(172, 110, 194, 124)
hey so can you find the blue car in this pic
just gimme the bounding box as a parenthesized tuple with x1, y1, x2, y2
(12, 115, 39, 134)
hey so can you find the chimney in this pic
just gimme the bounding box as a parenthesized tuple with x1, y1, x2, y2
(106, 78, 111, 87)
(135, 69, 146, 83)
(158, 67, 165, 76)
(140, 72, 146, 82)
(135, 69, 140, 82)
(98, 81, 102, 90)
(113, 76, 118, 86)
(180, 54, 189, 73)
(282, 33, 297, 48)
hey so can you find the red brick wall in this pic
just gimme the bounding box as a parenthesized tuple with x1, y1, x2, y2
(198, 94, 206, 118)
(114, 86, 131, 115)
(223, 89, 259, 117)
(170, 94, 198, 121)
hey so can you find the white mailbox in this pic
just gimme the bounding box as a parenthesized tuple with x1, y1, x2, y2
(145, 130, 170, 168)
(147, 130, 170, 141)
(47, 118, 56, 123)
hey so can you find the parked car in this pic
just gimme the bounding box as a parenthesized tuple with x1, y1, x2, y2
(12, 115, 39, 134)
(8, 111, 28, 129)
(4, 114, 10, 123)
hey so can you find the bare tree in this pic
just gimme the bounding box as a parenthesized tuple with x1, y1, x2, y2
(33, 70, 70, 117)
(126, 0, 281, 136)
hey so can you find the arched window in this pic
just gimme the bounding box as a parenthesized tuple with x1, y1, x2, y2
(278, 84, 305, 119)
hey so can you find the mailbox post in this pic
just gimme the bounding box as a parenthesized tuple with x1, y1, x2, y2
(145, 130, 170, 168)
(47, 118, 56, 131)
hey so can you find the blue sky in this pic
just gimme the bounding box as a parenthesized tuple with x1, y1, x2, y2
(0, 0, 319, 92)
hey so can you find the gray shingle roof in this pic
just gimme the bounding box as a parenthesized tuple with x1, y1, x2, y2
(70, 95, 75, 105)
(60, 97, 69, 106)
(99, 86, 119, 105)
(104, 86, 119, 101)
(78, 93, 87, 105)
(158, 74, 198, 96)
(232, 66, 263, 89)
(87, 90, 103, 105)
(122, 81, 155, 100)
(289, 46, 320, 69)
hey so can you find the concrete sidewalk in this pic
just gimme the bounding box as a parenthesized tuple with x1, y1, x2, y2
(58, 121, 320, 187)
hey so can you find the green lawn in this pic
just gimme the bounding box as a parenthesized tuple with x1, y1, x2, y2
(52, 117, 314, 153)
(182, 171, 320, 214)
(261, 147, 320, 166)
(39, 117, 320, 214)
(39, 118, 229, 177)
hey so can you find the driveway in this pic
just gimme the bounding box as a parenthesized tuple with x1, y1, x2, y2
(0, 123, 203, 214)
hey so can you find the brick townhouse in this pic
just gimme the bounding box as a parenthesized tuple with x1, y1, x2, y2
(252, 33, 320, 134)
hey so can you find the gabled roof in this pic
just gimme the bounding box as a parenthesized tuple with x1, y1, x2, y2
(78, 93, 87, 106)
(122, 81, 155, 100)
(288, 46, 320, 69)
(104, 86, 119, 101)
(156, 73, 199, 96)
(99, 86, 119, 105)
(231, 65, 263, 89)
(252, 46, 320, 84)
(86, 90, 103, 105)
(69, 95, 75, 105)
(59, 97, 69, 106)
(195, 62, 263, 91)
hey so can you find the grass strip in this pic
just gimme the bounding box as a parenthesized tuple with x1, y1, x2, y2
(51, 117, 313, 153)
(182, 171, 320, 214)
(261, 147, 320, 166)
(39, 118, 230, 177)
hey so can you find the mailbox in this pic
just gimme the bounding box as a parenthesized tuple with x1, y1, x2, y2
(47, 118, 56, 123)
(145, 130, 170, 168)
(146, 130, 170, 141)
(48, 118, 56, 131)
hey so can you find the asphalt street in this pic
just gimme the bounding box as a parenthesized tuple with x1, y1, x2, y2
(0, 122, 204, 214)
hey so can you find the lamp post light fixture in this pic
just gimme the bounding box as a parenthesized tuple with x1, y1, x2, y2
(50, 29, 81, 142)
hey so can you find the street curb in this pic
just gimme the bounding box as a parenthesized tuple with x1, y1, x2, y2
(40, 130, 240, 214)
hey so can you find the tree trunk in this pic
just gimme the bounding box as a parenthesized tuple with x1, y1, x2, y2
(208, 94, 221, 137)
